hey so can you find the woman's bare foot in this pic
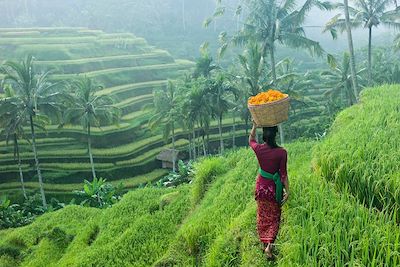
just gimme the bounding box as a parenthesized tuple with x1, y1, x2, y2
(264, 243, 273, 259)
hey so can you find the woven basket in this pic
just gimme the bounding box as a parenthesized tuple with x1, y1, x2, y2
(247, 95, 290, 127)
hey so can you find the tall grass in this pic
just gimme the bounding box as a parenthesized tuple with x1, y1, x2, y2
(313, 85, 400, 219)
(0, 186, 191, 267)
(1, 142, 399, 266)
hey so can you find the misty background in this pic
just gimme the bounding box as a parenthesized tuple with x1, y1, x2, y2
(0, 0, 394, 64)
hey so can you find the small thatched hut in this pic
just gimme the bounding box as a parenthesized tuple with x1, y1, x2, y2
(156, 149, 181, 169)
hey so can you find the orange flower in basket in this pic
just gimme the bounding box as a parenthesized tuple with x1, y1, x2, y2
(248, 89, 286, 105)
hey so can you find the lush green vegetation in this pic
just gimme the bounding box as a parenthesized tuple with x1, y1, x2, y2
(1, 138, 399, 266)
(313, 85, 400, 218)
(0, 27, 250, 200)
(0, 0, 400, 264)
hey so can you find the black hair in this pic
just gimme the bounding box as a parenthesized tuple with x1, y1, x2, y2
(262, 126, 279, 148)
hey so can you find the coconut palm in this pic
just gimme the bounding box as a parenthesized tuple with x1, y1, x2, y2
(321, 52, 366, 107)
(210, 0, 329, 145)
(274, 58, 319, 112)
(148, 80, 181, 172)
(183, 78, 212, 157)
(1, 55, 63, 208)
(325, 0, 400, 86)
(343, 0, 360, 101)
(0, 86, 27, 199)
(212, 0, 329, 84)
(370, 49, 400, 84)
(63, 77, 120, 180)
(207, 73, 238, 154)
(193, 49, 219, 79)
(237, 42, 265, 96)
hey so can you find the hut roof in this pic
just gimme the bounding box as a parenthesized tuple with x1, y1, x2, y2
(156, 149, 180, 162)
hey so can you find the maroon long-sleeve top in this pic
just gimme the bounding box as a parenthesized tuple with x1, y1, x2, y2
(249, 139, 288, 202)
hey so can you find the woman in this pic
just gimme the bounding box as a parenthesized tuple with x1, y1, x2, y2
(249, 122, 289, 259)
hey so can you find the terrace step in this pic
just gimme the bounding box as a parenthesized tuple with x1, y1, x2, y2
(36, 51, 174, 74)
(51, 61, 195, 88)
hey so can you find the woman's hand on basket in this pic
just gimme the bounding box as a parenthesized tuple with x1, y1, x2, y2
(252, 119, 258, 128)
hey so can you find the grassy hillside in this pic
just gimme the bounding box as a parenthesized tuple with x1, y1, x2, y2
(313, 85, 400, 219)
(1, 139, 399, 266)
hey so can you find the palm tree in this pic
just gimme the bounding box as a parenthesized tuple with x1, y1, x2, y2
(211, 0, 329, 145)
(1, 55, 63, 208)
(274, 58, 318, 110)
(237, 42, 265, 95)
(343, 0, 360, 100)
(148, 80, 181, 172)
(0, 86, 27, 199)
(213, 0, 329, 84)
(370, 49, 400, 84)
(207, 73, 238, 154)
(321, 52, 366, 107)
(325, 0, 399, 86)
(184, 78, 212, 157)
(63, 77, 120, 180)
(193, 49, 219, 79)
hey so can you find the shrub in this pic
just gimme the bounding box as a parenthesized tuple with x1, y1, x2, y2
(74, 178, 123, 208)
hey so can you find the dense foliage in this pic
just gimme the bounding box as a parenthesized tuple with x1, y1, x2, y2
(313, 85, 400, 219)
(1, 133, 399, 265)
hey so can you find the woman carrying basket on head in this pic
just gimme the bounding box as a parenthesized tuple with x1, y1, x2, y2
(249, 121, 289, 260)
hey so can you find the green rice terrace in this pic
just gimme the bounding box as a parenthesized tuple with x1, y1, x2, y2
(0, 27, 328, 202)
(0, 85, 399, 266)
(0, 27, 241, 201)
(1, 0, 400, 265)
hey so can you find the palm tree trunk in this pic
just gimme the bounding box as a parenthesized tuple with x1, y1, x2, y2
(206, 132, 210, 154)
(30, 115, 46, 208)
(270, 45, 277, 85)
(232, 111, 236, 148)
(87, 123, 97, 180)
(219, 114, 224, 154)
(368, 26, 372, 86)
(14, 134, 27, 199)
(278, 124, 285, 146)
(172, 123, 176, 172)
(202, 134, 207, 156)
(192, 129, 196, 160)
(343, 0, 359, 102)
(188, 133, 192, 160)
(269, 43, 284, 144)
(260, 41, 268, 75)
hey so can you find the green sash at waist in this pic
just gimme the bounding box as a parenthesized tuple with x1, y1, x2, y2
(258, 168, 284, 203)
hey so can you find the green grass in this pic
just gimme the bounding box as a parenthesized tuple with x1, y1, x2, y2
(0, 36, 97, 45)
(0, 137, 75, 147)
(0, 125, 247, 165)
(51, 60, 194, 87)
(115, 93, 153, 108)
(98, 33, 136, 39)
(313, 85, 400, 218)
(13, 42, 145, 60)
(0, 27, 88, 33)
(0, 186, 191, 267)
(0, 31, 41, 37)
(0, 169, 168, 192)
(37, 51, 173, 74)
(96, 80, 167, 97)
(1, 141, 399, 266)
(121, 110, 151, 121)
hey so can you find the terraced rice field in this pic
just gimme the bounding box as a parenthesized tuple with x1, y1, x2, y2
(0, 27, 330, 200)
(0, 27, 251, 199)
